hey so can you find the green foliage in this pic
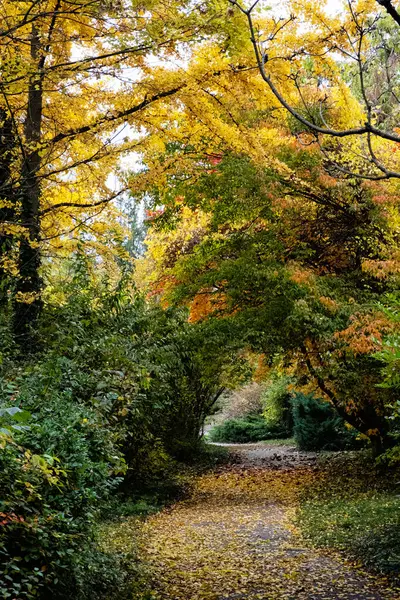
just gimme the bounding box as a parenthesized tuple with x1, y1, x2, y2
(0, 252, 246, 599)
(375, 334, 400, 390)
(287, 102, 332, 135)
(0, 439, 58, 599)
(0, 377, 126, 599)
(0, 405, 30, 435)
(298, 453, 400, 579)
(208, 414, 286, 443)
(292, 393, 359, 451)
(343, 15, 400, 132)
(262, 376, 293, 435)
(374, 294, 400, 396)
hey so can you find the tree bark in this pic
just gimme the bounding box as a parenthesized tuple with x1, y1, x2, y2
(12, 25, 43, 349)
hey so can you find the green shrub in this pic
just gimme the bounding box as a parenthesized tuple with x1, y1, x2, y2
(209, 414, 286, 443)
(292, 393, 358, 451)
(262, 376, 293, 435)
(0, 387, 126, 600)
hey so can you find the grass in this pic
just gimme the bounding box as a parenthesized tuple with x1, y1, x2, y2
(298, 451, 400, 582)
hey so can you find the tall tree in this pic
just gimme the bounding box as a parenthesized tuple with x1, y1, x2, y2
(0, 0, 230, 346)
(136, 150, 400, 452)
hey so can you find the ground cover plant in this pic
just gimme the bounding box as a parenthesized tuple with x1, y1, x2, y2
(298, 452, 400, 582)
(208, 414, 285, 443)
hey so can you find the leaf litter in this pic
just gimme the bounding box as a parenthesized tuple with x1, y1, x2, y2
(123, 444, 400, 599)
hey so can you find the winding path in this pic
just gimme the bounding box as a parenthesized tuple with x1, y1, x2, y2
(136, 443, 399, 599)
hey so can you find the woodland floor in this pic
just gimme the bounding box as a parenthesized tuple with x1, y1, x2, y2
(108, 443, 400, 600)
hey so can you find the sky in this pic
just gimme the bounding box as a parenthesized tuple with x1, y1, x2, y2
(326, 0, 344, 14)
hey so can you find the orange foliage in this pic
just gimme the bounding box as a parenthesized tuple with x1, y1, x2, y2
(253, 355, 270, 382)
(206, 153, 223, 166)
(145, 208, 165, 221)
(319, 296, 339, 313)
(362, 256, 400, 280)
(289, 266, 314, 286)
(188, 290, 227, 323)
(0, 512, 24, 526)
(147, 274, 178, 304)
(334, 313, 393, 356)
(318, 173, 338, 188)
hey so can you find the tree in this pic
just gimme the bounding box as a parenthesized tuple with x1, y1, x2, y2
(0, 0, 230, 346)
(230, 0, 400, 180)
(136, 153, 400, 452)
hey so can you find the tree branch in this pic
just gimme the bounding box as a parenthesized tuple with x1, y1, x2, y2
(40, 187, 128, 216)
(229, 0, 400, 181)
(300, 344, 364, 431)
(50, 86, 183, 145)
(376, 0, 400, 26)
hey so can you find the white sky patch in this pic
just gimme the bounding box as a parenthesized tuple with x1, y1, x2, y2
(326, 0, 345, 15)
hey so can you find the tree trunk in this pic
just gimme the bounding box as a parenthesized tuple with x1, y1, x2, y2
(300, 344, 390, 455)
(369, 432, 385, 458)
(12, 25, 43, 349)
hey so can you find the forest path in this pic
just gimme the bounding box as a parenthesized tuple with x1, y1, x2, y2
(138, 443, 397, 600)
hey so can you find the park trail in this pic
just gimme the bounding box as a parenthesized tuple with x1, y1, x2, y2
(136, 443, 400, 600)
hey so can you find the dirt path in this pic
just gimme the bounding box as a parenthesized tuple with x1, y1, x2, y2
(136, 443, 399, 600)
(213, 440, 319, 469)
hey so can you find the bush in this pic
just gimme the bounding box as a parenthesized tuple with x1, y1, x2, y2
(262, 376, 293, 435)
(292, 393, 358, 451)
(0, 383, 126, 600)
(209, 414, 287, 443)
